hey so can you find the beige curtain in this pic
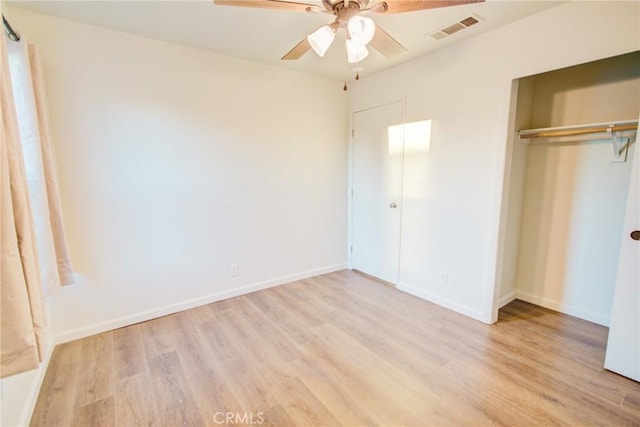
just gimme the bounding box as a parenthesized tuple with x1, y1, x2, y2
(1, 33, 46, 378)
(27, 43, 74, 287)
(1, 32, 73, 377)
(8, 39, 73, 294)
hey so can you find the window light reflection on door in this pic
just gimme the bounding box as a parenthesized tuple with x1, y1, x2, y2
(387, 120, 432, 155)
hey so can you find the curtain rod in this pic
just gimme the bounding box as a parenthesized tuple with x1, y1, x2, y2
(3, 14, 20, 41)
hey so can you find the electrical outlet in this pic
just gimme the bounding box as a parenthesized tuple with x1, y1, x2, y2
(440, 271, 448, 286)
(231, 263, 240, 277)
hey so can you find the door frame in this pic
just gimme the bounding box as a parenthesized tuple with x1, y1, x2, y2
(491, 73, 639, 325)
(487, 79, 524, 323)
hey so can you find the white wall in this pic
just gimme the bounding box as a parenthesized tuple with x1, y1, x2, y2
(2, 7, 347, 426)
(517, 142, 635, 325)
(348, 1, 640, 322)
(4, 6, 348, 338)
(528, 53, 640, 129)
(514, 53, 639, 325)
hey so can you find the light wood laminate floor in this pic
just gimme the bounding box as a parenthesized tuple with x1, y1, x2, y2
(31, 270, 640, 426)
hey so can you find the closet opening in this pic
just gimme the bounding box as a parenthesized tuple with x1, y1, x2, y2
(494, 51, 639, 378)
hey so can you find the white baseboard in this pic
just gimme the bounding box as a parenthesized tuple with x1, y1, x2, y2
(54, 263, 346, 344)
(515, 290, 609, 326)
(499, 291, 517, 308)
(397, 282, 486, 323)
(14, 341, 54, 426)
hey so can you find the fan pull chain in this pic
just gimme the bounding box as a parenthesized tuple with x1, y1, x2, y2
(344, 70, 362, 91)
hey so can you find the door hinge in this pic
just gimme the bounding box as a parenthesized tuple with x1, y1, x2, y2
(350, 189, 354, 197)
(350, 245, 353, 253)
(352, 129, 354, 137)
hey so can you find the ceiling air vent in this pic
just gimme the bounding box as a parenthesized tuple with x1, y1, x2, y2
(442, 23, 466, 35)
(430, 15, 482, 40)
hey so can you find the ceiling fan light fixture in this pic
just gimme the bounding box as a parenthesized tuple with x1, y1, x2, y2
(346, 39, 369, 63)
(347, 16, 375, 46)
(307, 25, 335, 57)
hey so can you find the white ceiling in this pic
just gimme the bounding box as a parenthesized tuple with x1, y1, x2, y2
(6, 0, 563, 80)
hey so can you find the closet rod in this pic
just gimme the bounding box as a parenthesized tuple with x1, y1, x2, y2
(518, 120, 638, 140)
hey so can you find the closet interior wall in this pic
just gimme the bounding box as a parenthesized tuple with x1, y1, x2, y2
(500, 52, 640, 326)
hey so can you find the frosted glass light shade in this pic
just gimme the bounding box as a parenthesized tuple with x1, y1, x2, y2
(347, 16, 375, 46)
(307, 25, 335, 57)
(346, 39, 369, 63)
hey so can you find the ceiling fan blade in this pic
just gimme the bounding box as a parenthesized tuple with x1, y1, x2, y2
(374, 0, 484, 14)
(282, 37, 312, 60)
(321, 0, 334, 10)
(214, 0, 320, 12)
(369, 24, 407, 59)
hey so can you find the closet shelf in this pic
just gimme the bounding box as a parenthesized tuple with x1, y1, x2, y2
(517, 120, 638, 140)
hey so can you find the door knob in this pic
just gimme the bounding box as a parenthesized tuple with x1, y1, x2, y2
(631, 230, 640, 241)
(389, 202, 398, 208)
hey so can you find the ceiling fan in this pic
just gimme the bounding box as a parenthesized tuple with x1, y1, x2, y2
(214, 0, 484, 64)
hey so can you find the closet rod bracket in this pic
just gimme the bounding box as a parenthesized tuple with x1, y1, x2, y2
(609, 126, 630, 162)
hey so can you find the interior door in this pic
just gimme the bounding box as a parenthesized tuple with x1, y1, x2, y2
(351, 101, 403, 284)
(605, 126, 640, 381)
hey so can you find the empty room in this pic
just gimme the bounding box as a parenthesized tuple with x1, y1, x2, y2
(1, 0, 639, 425)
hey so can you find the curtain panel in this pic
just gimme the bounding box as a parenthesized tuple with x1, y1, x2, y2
(1, 33, 45, 378)
(8, 38, 73, 294)
(1, 33, 73, 377)
(27, 44, 74, 287)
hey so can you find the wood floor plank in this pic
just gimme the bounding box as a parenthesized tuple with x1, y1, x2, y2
(147, 351, 205, 426)
(245, 290, 319, 345)
(293, 353, 387, 426)
(326, 311, 500, 423)
(112, 323, 146, 380)
(172, 311, 244, 423)
(272, 377, 342, 426)
(30, 340, 84, 427)
(114, 373, 159, 427)
(268, 285, 326, 327)
(327, 300, 448, 370)
(74, 332, 114, 408)
(208, 298, 232, 313)
(439, 356, 578, 426)
(219, 297, 303, 364)
(261, 404, 296, 427)
(185, 304, 218, 325)
(71, 396, 115, 427)
(29, 270, 640, 427)
(306, 323, 471, 426)
(217, 357, 280, 413)
(286, 279, 340, 319)
(622, 389, 640, 412)
(439, 324, 637, 426)
(198, 319, 242, 364)
(141, 313, 183, 359)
